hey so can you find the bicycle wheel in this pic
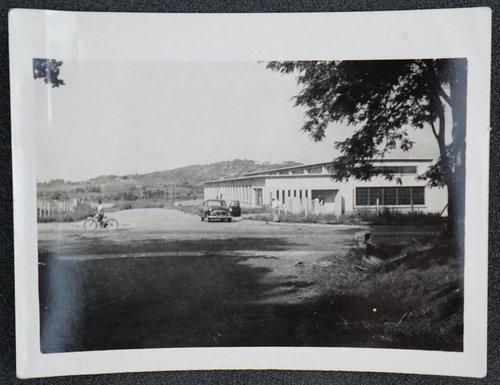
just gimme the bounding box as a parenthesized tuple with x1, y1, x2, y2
(84, 218, 98, 231)
(105, 218, 119, 230)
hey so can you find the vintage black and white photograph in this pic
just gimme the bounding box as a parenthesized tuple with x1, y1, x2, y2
(35, 58, 466, 353)
(10, 9, 490, 378)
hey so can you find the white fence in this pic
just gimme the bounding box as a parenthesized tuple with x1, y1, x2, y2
(37, 199, 78, 218)
(280, 197, 342, 217)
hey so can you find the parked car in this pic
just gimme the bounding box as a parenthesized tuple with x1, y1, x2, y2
(200, 199, 232, 222)
(228, 200, 241, 217)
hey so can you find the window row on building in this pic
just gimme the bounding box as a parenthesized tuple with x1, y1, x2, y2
(264, 165, 333, 176)
(276, 189, 308, 203)
(371, 165, 418, 175)
(355, 186, 425, 206)
(259, 164, 417, 177)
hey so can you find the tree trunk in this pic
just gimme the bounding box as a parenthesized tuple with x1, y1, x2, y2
(448, 58, 467, 259)
(450, 58, 467, 256)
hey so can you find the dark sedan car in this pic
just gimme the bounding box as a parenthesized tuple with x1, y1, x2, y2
(228, 200, 241, 217)
(200, 199, 232, 222)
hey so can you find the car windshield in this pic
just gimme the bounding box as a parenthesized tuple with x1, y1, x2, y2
(207, 200, 226, 207)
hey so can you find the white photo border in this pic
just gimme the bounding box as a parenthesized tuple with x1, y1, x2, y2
(9, 7, 491, 378)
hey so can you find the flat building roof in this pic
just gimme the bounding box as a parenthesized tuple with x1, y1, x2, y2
(204, 159, 433, 186)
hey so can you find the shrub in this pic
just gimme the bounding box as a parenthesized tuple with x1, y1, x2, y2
(245, 208, 444, 226)
(173, 204, 200, 216)
(362, 208, 445, 226)
(110, 199, 168, 211)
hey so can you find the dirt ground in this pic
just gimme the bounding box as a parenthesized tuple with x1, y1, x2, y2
(38, 208, 459, 353)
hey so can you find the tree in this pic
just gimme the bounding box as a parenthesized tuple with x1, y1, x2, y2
(33, 58, 65, 87)
(267, 59, 466, 243)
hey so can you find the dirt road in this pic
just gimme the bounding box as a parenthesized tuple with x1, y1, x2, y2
(38, 208, 440, 352)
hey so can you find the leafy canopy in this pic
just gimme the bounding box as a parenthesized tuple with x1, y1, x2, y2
(33, 58, 65, 87)
(267, 60, 455, 185)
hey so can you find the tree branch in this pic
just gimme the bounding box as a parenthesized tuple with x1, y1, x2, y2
(438, 86, 452, 107)
(430, 120, 439, 141)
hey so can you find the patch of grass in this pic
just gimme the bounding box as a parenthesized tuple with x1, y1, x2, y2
(245, 208, 445, 226)
(313, 239, 463, 350)
(111, 199, 168, 211)
(361, 208, 445, 226)
(173, 204, 200, 216)
(244, 211, 346, 224)
(241, 206, 272, 215)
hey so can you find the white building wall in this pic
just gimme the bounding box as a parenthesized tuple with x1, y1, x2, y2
(263, 176, 341, 206)
(203, 160, 448, 215)
(337, 176, 448, 214)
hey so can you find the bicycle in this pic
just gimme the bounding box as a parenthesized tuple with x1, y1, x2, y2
(83, 215, 119, 231)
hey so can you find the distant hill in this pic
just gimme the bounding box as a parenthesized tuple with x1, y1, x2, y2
(37, 159, 303, 201)
(133, 159, 302, 186)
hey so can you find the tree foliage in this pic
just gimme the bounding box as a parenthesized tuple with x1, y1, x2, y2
(266, 59, 465, 186)
(267, 59, 467, 240)
(33, 58, 65, 87)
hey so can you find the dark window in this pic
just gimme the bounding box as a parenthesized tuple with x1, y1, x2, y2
(294, 190, 297, 197)
(308, 166, 322, 174)
(400, 166, 417, 174)
(368, 188, 383, 205)
(282, 190, 285, 204)
(356, 188, 369, 206)
(288, 190, 291, 197)
(398, 187, 412, 205)
(305, 190, 309, 198)
(276, 190, 279, 200)
(278, 170, 289, 175)
(372, 165, 417, 175)
(355, 187, 425, 206)
(299, 190, 303, 199)
(412, 187, 425, 204)
(291, 168, 304, 175)
(384, 187, 397, 205)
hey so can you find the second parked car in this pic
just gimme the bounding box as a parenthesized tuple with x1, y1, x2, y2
(228, 200, 241, 217)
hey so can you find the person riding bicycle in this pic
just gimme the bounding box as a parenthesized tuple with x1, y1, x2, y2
(95, 200, 105, 228)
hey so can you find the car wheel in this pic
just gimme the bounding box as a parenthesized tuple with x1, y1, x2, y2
(201, 215, 204, 221)
(227, 218, 232, 222)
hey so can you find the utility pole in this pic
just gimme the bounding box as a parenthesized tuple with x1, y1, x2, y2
(172, 183, 175, 205)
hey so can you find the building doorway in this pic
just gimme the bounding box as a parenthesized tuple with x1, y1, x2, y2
(311, 189, 338, 214)
(254, 188, 263, 206)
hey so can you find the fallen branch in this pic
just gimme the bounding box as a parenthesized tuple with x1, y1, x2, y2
(353, 264, 368, 271)
(395, 312, 408, 328)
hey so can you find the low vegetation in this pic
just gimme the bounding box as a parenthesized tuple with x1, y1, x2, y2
(310, 236, 462, 350)
(173, 203, 201, 217)
(359, 208, 445, 226)
(111, 199, 170, 211)
(245, 208, 445, 226)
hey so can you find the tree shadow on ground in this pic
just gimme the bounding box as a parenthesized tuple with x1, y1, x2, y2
(39, 237, 462, 354)
(38, 236, 295, 257)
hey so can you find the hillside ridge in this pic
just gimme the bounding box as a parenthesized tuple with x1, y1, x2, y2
(37, 159, 303, 200)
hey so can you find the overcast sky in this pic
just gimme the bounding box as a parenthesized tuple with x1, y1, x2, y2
(35, 61, 439, 182)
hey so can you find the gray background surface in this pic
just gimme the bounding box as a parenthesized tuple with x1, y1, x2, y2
(0, 0, 498, 383)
